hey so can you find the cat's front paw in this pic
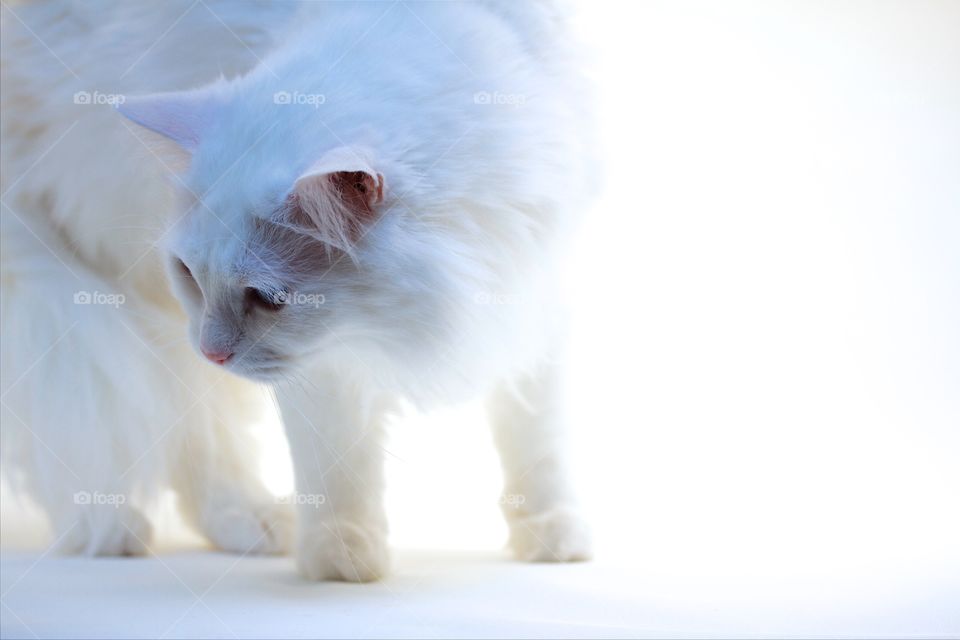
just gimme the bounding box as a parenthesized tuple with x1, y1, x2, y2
(296, 520, 389, 582)
(203, 500, 294, 555)
(59, 506, 153, 556)
(507, 505, 592, 563)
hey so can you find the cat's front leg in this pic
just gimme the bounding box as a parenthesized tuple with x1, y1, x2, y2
(276, 370, 389, 582)
(487, 359, 592, 563)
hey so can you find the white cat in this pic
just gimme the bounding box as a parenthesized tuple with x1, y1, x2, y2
(1, 1, 593, 581)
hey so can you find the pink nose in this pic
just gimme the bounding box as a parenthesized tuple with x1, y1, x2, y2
(202, 349, 233, 365)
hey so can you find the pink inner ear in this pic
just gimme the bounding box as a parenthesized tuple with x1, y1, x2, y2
(288, 157, 386, 251)
(328, 170, 385, 215)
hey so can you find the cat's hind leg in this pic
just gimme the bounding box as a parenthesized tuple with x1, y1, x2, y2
(0, 222, 164, 556)
(487, 359, 592, 562)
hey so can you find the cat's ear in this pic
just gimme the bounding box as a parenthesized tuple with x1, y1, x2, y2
(116, 84, 227, 151)
(283, 147, 386, 251)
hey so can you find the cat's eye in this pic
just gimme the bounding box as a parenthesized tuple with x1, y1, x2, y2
(175, 259, 193, 279)
(245, 287, 286, 312)
(172, 258, 199, 293)
(170, 257, 201, 299)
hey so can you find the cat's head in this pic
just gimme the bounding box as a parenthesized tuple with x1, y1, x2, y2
(118, 85, 446, 383)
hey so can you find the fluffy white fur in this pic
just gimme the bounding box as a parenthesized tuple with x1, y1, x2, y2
(1, 0, 593, 581)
